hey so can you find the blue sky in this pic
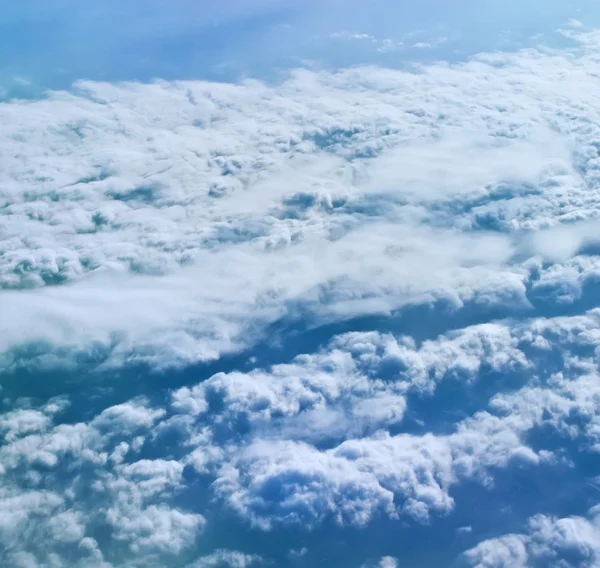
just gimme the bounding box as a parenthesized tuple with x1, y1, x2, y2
(2, 0, 600, 95)
(3, 2, 600, 568)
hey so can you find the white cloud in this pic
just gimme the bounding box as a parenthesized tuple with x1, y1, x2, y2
(168, 307, 600, 532)
(4, 298, 600, 564)
(464, 509, 600, 567)
(3, 300, 600, 564)
(0, 396, 201, 568)
(0, 490, 64, 549)
(4, 23, 600, 568)
(330, 31, 375, 41)
(107, 504, 204, 555)
(378, 558, 399, 568)
(0, 409, 51, 442)
(362, 557, 399, 568)
(187, 550, 263, 568)
(215, 411, 535, 529)
(46, 510, 86, 544)
(3, 30, 600, 370)
(463, 534, 529, 568)
(377, 39, 402, 53)
(92, 399, 166, 435)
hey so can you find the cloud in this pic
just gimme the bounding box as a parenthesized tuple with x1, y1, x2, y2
(187, 550, 263, 568)
(160, 307, 600, 538)
(463, 509, 600, 567)
(2, 31, 600, 372)
(208, 410, 542, 530)
(3, 301, 600, 565)
(462, 534, 529, 568)
(0, 395, 204, 568)
(329, 31, 403, 53)
(4, 23, 600, 568)
(330, 32, 375, 41)
(168, 319, 568, 530)
(362, 557, 399, 568)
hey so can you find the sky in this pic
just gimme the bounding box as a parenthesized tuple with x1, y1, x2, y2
(3, 0, 600, 93)
(3, 1, 600, 567)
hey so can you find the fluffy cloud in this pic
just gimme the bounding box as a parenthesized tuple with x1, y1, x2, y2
(3, 31, 600, 370)
(361, 557, 399, 568)
(463, 509, 600, 567)
(168, 312, 600, 531)
(3, 24, 600, 568)
(0, 396, 203, 568)
(187, 550, 263, 568)
(3, 303, 600, 565)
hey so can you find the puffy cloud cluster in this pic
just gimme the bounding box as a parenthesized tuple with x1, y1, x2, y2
(3, 30, 600, 370)
(188, 550, 263, 568)
(0, 398, 205, 567)
(3, 307, 600, 565)
(169, 312, 600, 534)
(3, 25, 600, 568)
(463, 510, 600, 568)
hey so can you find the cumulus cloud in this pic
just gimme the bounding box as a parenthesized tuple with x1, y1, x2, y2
(0, 395, 204, 568)
(362, 557, 399, 568)
(463, 509, 600, 567)
(4, 299, 600, 565)
(3, 23, 600, 568)
(187, 550, 263, 568)
(166, 312, 600, 532)
(3, 30, 600, 371)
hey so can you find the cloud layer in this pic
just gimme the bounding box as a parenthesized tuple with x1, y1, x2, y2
(3, 26, 600, 568)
